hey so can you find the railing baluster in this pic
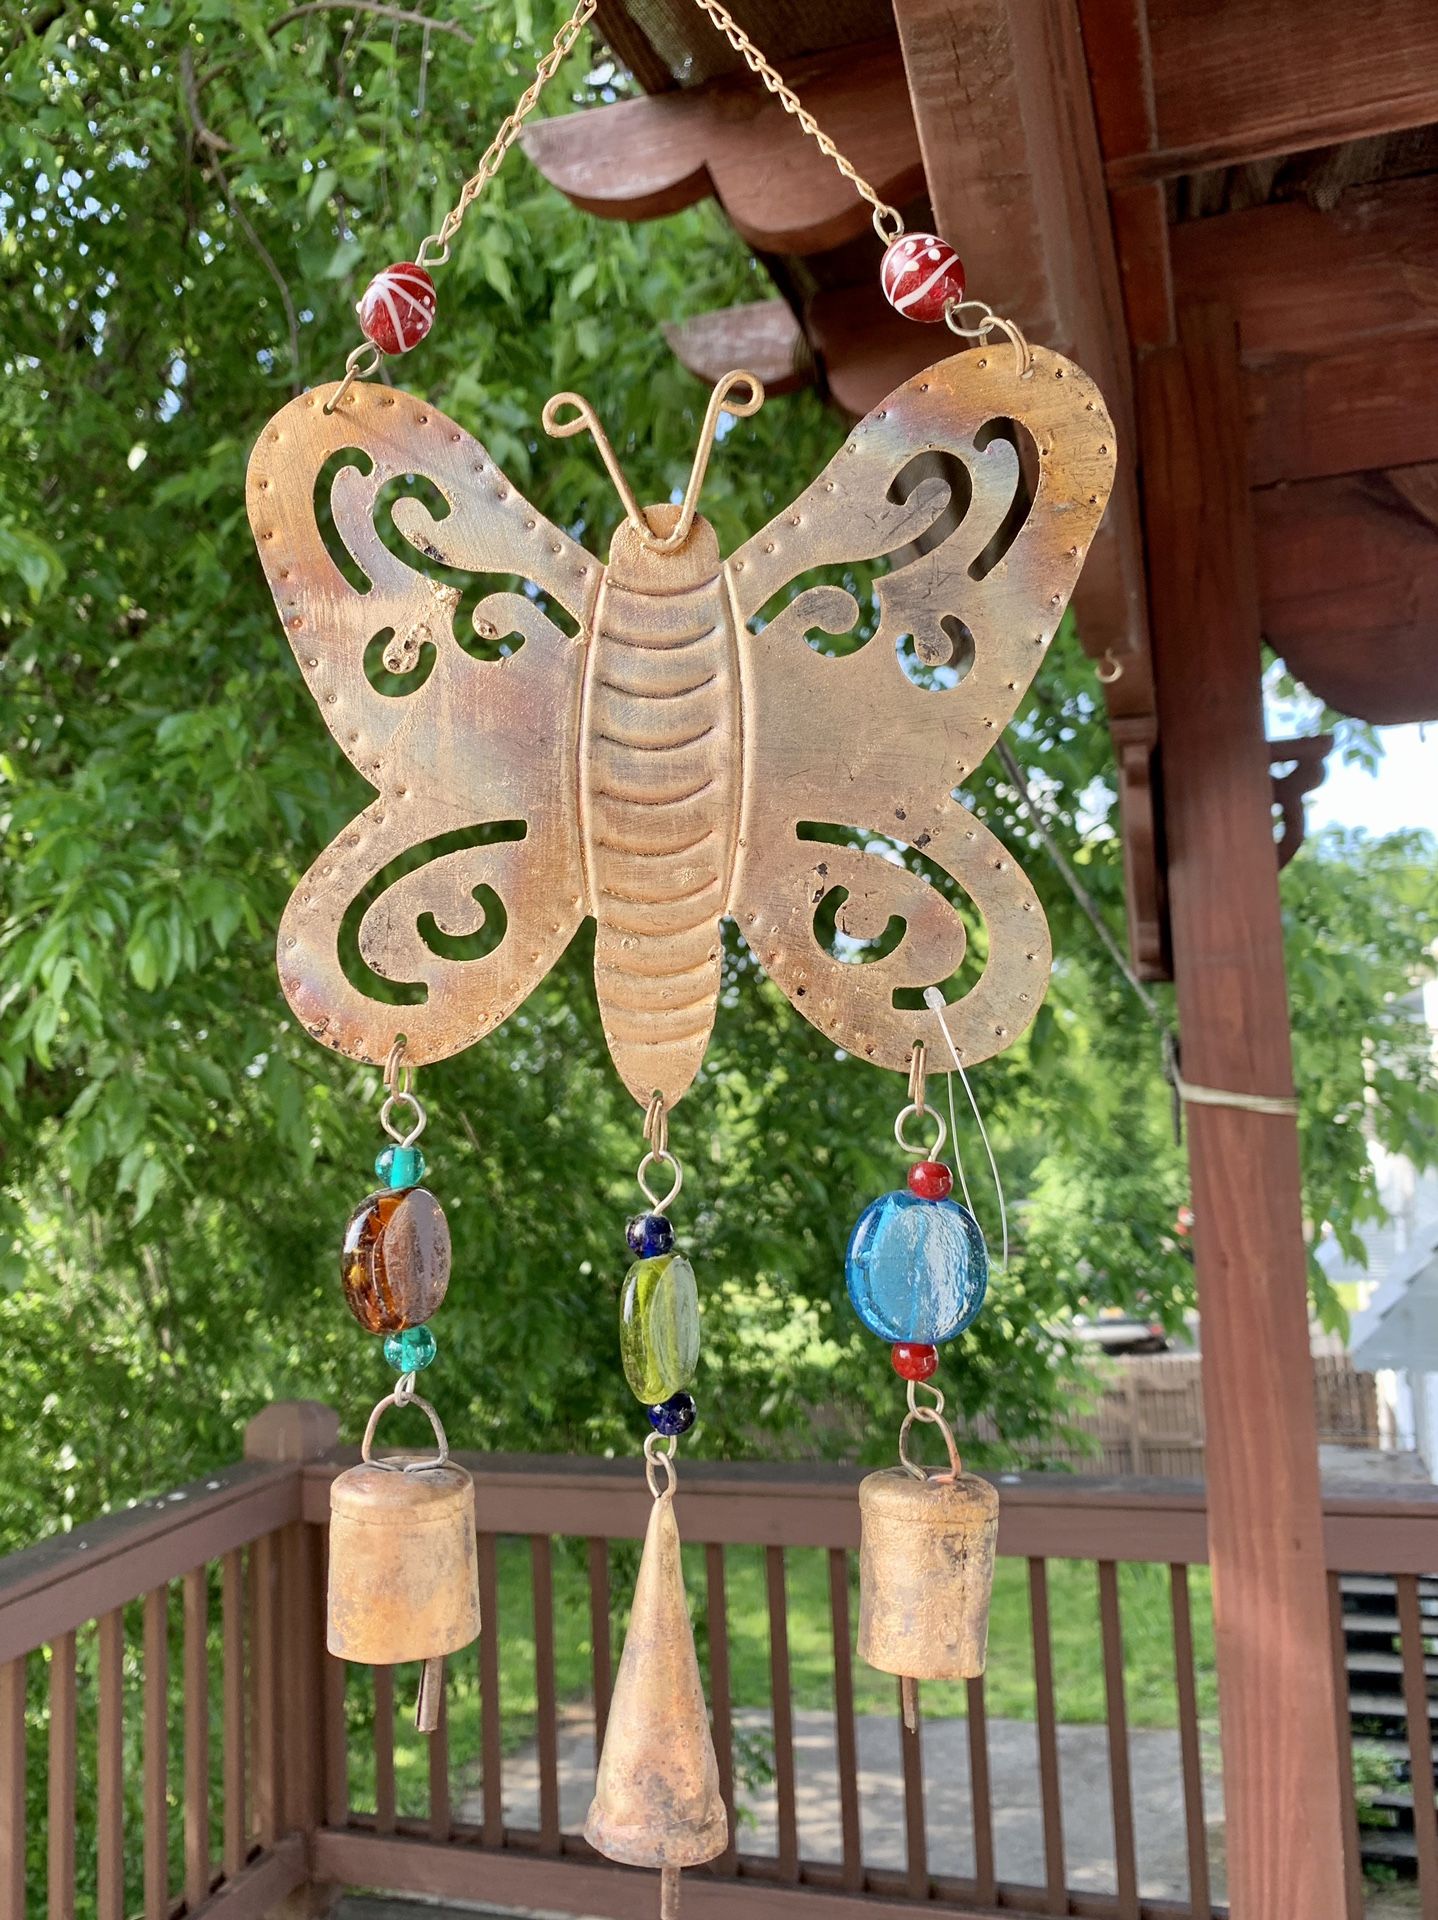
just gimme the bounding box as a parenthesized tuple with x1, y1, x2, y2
(1326, 1572, 1364, 1920)
(826, 1547, 862, 1892)
(531, 1535, 561, 1852)
(705, 1542, 737, 1875)
(1170, 1564, 1211, 1918)
(1097, 1562, 1138, 1918)
(221, 1551, 247, 1876)
(374, 1666, 396, 1833)
(1, 1657, 25, 1920)
(1397, 1573, 1438, 1895)
(47, 1630, 77, 1920)
(183, 1568, 211, 1908)
(965, 1673, 996, 1903)
(765, 1545, 799, 1879)
(97, 1611, 124, 1920)
(478, 1531, 503, 1846)
(428, 1670, 451, 1842)
(898, 1677, 927, 1899)
(1027, 1558, 1066, 1915)
(317, 1531, 346, 1831)
(143, 1587, 169, 1920)
(252, 1534, 278, 1848)
(587, 1537, 612, 1757)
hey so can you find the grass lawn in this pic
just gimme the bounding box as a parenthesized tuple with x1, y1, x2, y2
(350, 1536, 1219, 1820)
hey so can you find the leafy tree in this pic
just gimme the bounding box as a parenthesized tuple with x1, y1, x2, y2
(2, 0, 1436, 1564)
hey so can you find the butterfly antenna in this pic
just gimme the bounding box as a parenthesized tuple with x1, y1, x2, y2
(542, 391, 647, 537)
(643, 369, 765, 555)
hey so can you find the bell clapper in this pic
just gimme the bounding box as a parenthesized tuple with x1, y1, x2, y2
(660, 1865, 681, 1920)
(415, 1653, 445, 1733)
(901, 1674, 918, 1734)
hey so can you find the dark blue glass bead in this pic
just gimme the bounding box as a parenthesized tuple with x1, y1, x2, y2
(845, 1189, 988, 1344)
(625, 1211, 675, 1258)
(647, 1391, 697, 1437)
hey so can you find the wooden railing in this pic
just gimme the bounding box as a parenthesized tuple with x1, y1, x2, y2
(2, 1401, 1437, 1920)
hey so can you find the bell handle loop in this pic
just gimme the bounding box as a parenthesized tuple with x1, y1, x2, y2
(898, 1397, 964, 1485)
(361, 1387, 451, 1472)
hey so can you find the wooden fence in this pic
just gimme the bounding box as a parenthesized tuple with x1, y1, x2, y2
(1, 1401, 1436, 1920)
(967, 1355, 1381, 1478)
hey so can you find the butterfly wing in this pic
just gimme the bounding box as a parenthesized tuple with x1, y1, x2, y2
(247, 380, 600, 1067)
(726, 344, 1117, 1072)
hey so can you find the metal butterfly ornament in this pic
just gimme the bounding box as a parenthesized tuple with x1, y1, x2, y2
(248, 348, 1115, 1106)
(245, 0, 1116, 1898)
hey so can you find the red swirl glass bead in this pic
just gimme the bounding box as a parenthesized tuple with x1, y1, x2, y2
(879, 232, 965, 324)
(908, 1160, 954, 1201)
(891, 1342, 939, 1381)
(357, 262, 437, 355)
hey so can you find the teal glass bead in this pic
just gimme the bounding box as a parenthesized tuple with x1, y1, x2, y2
(383, 1324, 437, 1372)
(376, 1143, 426, 1189)
(845, 1189, 988, 1344)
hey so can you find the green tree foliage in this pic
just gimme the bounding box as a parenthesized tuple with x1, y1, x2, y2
(2, 0, 1436, 1554)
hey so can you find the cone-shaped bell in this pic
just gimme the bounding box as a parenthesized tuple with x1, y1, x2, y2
(585, 1490, 727, 1868)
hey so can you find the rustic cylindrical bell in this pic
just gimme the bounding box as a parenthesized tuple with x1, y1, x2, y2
(328, 1420, 481, 1731)
(858, 1464, 999, 1683)
(585, 1474, 727, 1870)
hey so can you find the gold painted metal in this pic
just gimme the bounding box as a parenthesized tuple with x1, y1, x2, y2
(858, 1464, 999, 1685)
(327, 1453, 481, 1730)
(584, 1485, 727, 1869)
(248, 347, 1115, 1108)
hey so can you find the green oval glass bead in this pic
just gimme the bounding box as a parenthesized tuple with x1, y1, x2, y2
(383, 1324, 437, 1372)
(619, 1253, 699, 1404)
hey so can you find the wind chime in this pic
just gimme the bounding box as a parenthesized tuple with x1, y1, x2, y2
(246, 0, 1115, 1904)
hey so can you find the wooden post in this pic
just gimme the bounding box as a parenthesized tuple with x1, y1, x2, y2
(1140, 304, 1348, 1917)
(245, 1401, 341, 1916)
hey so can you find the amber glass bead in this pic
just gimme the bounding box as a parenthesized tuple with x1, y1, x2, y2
(341, 1187, 451, 1333)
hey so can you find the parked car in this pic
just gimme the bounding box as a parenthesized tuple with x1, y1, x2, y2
(1068, 1308, 1171, 1356)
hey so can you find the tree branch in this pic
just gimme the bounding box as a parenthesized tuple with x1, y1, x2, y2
(269, 1, 473, 45)
(180, 48, 302, 395)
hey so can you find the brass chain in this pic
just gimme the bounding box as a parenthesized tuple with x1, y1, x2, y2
(329, 0, 905, 401)
(686, 0, 903, 242)
(415, 0, 599, 270)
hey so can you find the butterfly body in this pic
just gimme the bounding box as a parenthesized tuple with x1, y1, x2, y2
(583, 511, 739, 1100)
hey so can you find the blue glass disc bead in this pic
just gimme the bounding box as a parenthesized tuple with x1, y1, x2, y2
(647, 1390, 697, 1437)
(625, 1211, 675, 1258)
(845, 1189, 988, 1344)
(376, 1142, 426, 1189)
(383, 1324, 437, 1372)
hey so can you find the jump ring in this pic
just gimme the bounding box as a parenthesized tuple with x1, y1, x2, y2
(644, 1429, 678, 1499)
(380, 1090, 427, 1146)
(894, 1102, 946, 1159)
(637, 1148, 683, 1212)
(361, 1389, 450, 1472)
(898, 1406, 964, 1484)
(872, 205, 904, 244)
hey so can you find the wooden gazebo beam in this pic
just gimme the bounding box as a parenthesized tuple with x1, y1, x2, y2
(1143, 303, 1348, 1920)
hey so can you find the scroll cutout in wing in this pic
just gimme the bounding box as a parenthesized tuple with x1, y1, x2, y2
(246, 380, 599, 1066)
(726, 345, 1116, 1072)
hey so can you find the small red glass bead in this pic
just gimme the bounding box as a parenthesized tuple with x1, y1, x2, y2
(908, 1160, 954, 1201)
(892, 1342, 939, 1381)
(357, 262, 437, 355)
(879, 232, 965, 324)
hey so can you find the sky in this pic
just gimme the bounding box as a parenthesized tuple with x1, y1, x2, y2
(1306, 724, 1436, 838)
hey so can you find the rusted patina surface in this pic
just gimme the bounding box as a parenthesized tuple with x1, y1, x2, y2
(584, 1488, 727, 1868)
(247, 348, 1115, 1106)
(857, 1464, 999, 1680)
(327, 1457, 480, 1667)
